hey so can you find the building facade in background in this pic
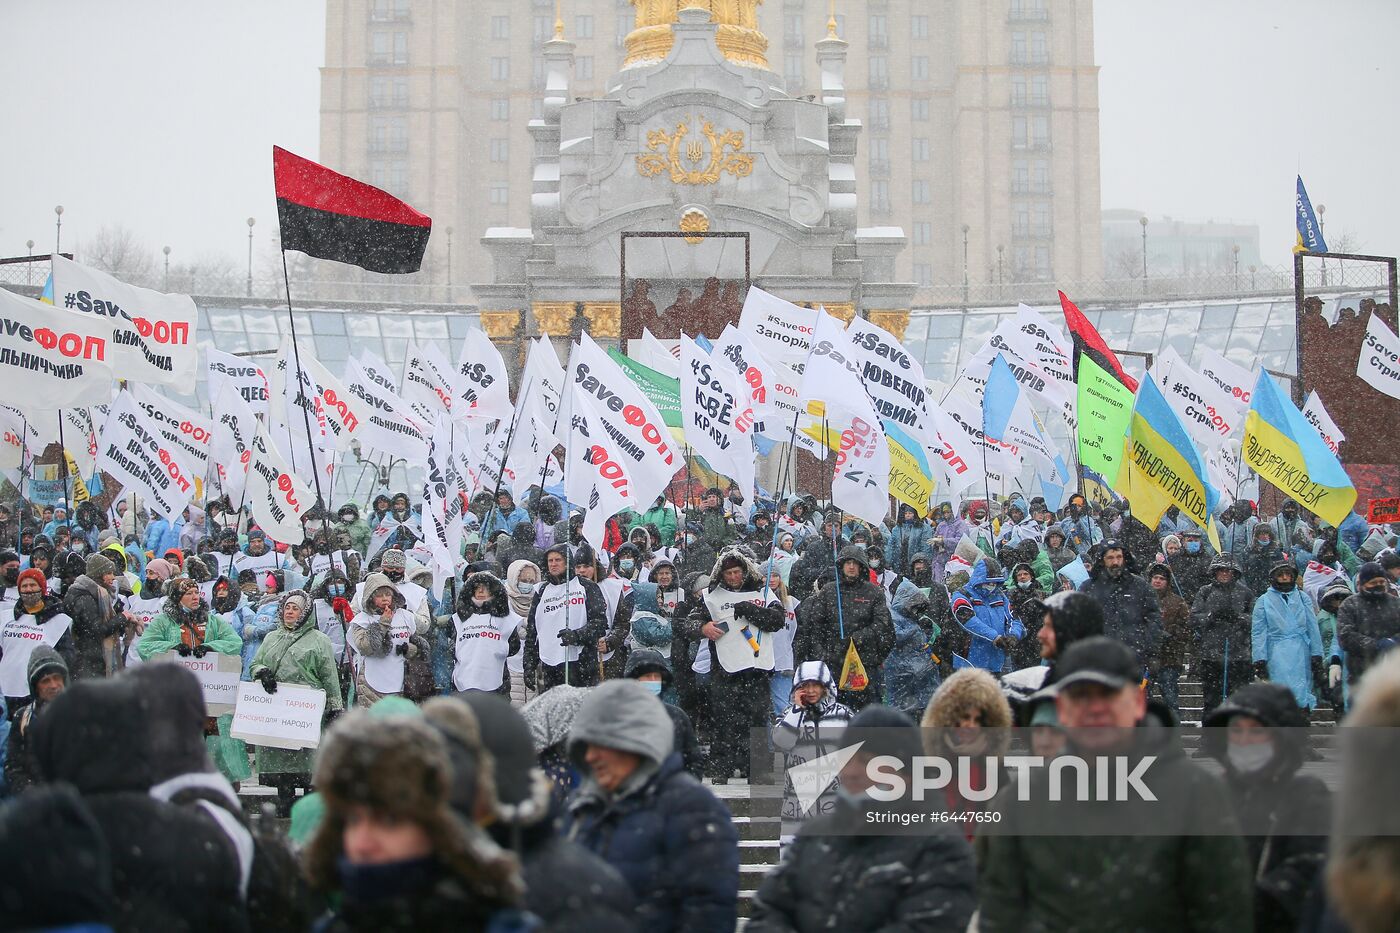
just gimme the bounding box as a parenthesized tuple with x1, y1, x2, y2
(319, 0, 1102, 305)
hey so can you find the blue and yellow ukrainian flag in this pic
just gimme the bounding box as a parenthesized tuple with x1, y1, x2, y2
(1294, 175, 1328, 254)
(1242, 371, 1356, 526)
(884, 419, 933, 514)
(1114, 377, 1222, 552)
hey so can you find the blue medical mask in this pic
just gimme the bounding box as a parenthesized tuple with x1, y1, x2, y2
(619, 559, 635, 573)
(328, 584, 346, 597)
(1186, 541, 1201, 554)
(516, 581, 535, 594)
(639, 680, 663, 695)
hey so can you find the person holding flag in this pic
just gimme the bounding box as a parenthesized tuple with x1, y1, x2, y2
(791, 545, 894, 710)
(523, 542, 608, 692)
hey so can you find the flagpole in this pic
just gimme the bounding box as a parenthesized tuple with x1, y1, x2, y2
(15, 416, 29, 555)
(56, 411, 72, 533)
(280, 249, 328, 516)
(824, 415, 846, 643)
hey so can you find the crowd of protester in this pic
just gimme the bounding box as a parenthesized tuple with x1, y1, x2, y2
(0, 482, 1398, 932)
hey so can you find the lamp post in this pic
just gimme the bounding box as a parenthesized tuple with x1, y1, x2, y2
(961, 224, 969, 303)
(996, 244, 1004, 285)
(246, 217, 256, 297)
(54, 205, 64, 254)
(1139, 215, 1148, 294)
(25, 240, 34, 286)
(163, 246, 172, 291)
(1232, 243, 1239, 291)
(1249, 264, 1257, 291)
(1317, 203, 1327, 286)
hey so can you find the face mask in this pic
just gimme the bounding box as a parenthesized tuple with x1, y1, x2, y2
(1185, 541, 1201, 554)
(516, 581, 535, 594)
(328, 584, 346, 598)
(471, 597, 488, 609)
(639, 680, 663, 695)
(869, 559, 881, 569)
(1017, 580, 1033, 590)
(1363, 585, 1389, 598)
(619, 559, 635, 573)
(1274, 580, 1295, 593)
(1227, 743, 1273, 774)
(685, 534, 697, 545)
(1257, 538, 1272, 547)
(20, 592, 43, 610)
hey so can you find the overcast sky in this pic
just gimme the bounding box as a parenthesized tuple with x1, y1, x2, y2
(2, 0, 1395, 275)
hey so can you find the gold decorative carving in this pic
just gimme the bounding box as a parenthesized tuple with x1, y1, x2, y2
(478, 310, 521, 341)
(867, 310, 911, 342)
(636, 118, 754, 185)
(532, 302, 576, 336)
(795, 301, 857, 323)
(679, 209, 711, 243)
(624, 1, 769, 70)
(583, 303, 622, 338)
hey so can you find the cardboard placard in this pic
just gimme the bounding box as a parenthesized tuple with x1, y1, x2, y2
(230, 682, 327, 750)
(1367, 497, 1400, 524)
(703, 588, 775, 673)
(158, 651, 244, 716)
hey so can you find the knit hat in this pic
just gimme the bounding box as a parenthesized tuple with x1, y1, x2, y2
(164, 577, 200, 610)
(84, 553, 115, 580)
(1381, 549, 1400, 572)
(282, 589, 311, 619)
(144, 558, 174, 582)
(305, 711, 522, 901)
(16, 567, 48, 593)
(1358, 562, 1387, 587)
(27, 645, 68, 694)
(380, 548, 406, 571)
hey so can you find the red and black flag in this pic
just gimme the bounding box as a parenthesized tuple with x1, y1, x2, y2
(1058, 289, 1137, 392)
(273, 146, 431, 274)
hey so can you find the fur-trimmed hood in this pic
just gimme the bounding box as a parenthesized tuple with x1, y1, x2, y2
(708, 545, 766, 592)
(920, 668, 1012, 757)
(459, 571, 509, 617)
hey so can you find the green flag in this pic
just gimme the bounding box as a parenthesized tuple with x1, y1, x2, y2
(1076, 354, 1135, 486)
(607, 348, 681, 428)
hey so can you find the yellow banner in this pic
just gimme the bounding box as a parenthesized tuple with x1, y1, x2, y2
(1243, 412, 1357, 527)
(63, 452, 89, 503)
(838, 639, 869, 692)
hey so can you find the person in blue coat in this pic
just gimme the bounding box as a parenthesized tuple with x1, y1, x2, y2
(884, 503, 930, 576)
(142, 511, 185, 560)
(1251, 562, 1325, 710)
(565, 679, 738, 933)
(478, 488, 530, 545)
(950, 557, 1023, 673)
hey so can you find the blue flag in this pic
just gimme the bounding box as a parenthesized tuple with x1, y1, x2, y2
(1294, 175, 1328, 254)
(981, 352, 1020, 442)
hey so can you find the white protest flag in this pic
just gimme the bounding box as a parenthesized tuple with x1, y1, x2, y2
(206, 345, 269, 418)
(472, 419, 515, 499)
(209, 380, 257, 503)
(964, 329, 1077, 432)
(246, 424, 316, 544)
(567, 332, 680, 508)
(342, 358, 430, 465)
(515, 336, 566, 424)
(844, 314, 938, 448)
(632, 327, 682, 379)
(403, 341, 457, 418)
(738, 286, 818, 372)
(60, 408, 99, 480)
(1150, 346, 1241, 452)
(49, 255, 197, 387)
(1301, 390, 1346, 456)
(358, 347, 403, 396)
(941, 384, 1024, 478)
(713, 323, 779, 417)
(565, 388, 636, 553)
(0, 408, 38, 471)
(300, 354, 371, 453)
(455, 328, 513, 421)
(1197, 346, 1256, 414)
(129, 384, 213, 479)
(1207, 438, 1257, 502)
(97, 391, 197, 522)
(799, 311, 891, 526)
(0, 287, 114, 410)
(925, 402, 982, 497)
(1008, 303, 1075, 395)
(1357, 312, 1400, 401)
(680, 335, 757, 498)
(422, 414, 465, 598)
(507, 392, 562, 500)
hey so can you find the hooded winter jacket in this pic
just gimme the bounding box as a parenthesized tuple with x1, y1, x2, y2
(564, 680, 738, 933)
(1189, 554, 1255, 664)
(1149, 562, 1192, 670)
(450, 572, 520, 693)
(1203, 683, 1330, 932)
(522, 543, 608, 687)
(1335, 584, 1400, 686)
(1252, 584, 1325, 709)
(951, 558, 1023, 673)
(1080, 544, 1162, 668)
(791, 546, 894, 706)
(885, 505, 931, 576)
(771, 660, 853, 842)
(623, 647, 702, 776)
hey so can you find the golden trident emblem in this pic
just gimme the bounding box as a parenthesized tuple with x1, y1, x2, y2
(637, 117, 755, 185)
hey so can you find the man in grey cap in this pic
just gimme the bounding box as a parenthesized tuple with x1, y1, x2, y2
(978, 636, 1252, 932)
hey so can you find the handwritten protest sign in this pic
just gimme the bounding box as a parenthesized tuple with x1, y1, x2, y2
(160, 651, 243, 716)
(230, 682, 327, 750)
